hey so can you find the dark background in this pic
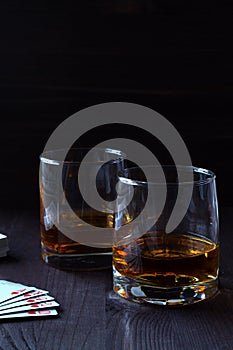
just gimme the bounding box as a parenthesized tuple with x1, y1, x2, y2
(0, 0, 232, 211)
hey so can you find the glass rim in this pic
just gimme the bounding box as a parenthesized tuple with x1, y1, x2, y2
(39, 147, 126, 166)
(118, 165, 216, 186)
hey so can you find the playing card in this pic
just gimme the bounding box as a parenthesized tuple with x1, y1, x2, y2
(0, 233, 7, 241)
(0, 280, 60, 321)
(0, 280, 35, 304)
(0, 309, 58, 319)
(0, 295, 55, 311)
(0, 300, 59, 315)
(0, 289, 49, 307)
(0, 234, 9, 257)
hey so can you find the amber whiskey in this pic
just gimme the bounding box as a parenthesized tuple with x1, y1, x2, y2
(113, 232, 219, 288)
(40, 203, 114, 270)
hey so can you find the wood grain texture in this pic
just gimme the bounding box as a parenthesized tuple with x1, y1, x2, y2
(106, 290, 233, 350)
(0, 207, 233, 350)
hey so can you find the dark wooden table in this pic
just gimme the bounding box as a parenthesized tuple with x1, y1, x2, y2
(0, 206, 233, 350)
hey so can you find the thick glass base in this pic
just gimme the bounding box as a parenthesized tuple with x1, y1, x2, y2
(113, 267, 219, 306)
(41, 245, 112, 271)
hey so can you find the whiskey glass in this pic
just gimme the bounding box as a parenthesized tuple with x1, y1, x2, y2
(40, 147, 125, 271)
(113, 165, 219, 306)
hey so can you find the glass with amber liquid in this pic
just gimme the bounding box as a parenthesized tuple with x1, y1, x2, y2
(40, 147, 125, 270)
(113, 166, 219, 306)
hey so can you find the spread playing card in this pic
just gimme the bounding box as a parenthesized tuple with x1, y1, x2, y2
(0, 295, 55, 311)
(0, 280, 59, 320)
(0, 280, 35, 304)
(0, 309, 58, 319)
(0, 300, 59, 315)
(0, 289, 49, 307)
